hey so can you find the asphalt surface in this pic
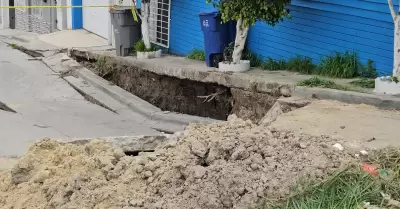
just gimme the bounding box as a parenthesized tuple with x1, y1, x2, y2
(0, 41, 159, 157)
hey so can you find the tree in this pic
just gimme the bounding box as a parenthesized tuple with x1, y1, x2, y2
(133, 0, 151, 50)
(207, 0, 291, 63)
(388, 0, 400, 77)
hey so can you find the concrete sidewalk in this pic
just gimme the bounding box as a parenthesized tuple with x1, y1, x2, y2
(37, 30, 110, 49)
(0, 31, 162, 157)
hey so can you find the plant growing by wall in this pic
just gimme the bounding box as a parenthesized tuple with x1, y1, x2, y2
(317, 51, 360, 78)
(286, 55, 315, 74)
(387, 0, 400, 78)
(223, 42, 262, 67)
(207, 0, 291, 64)
(187, 49, 206, 61)
(262, 57, 287, 71)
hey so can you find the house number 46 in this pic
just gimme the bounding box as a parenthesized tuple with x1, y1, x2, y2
(203, 20, 209, 27)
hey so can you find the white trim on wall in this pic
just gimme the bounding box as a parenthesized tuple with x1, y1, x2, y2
(0, 0, 10, 29)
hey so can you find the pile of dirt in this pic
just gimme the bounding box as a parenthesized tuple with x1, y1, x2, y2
(0, 116, 364, 209)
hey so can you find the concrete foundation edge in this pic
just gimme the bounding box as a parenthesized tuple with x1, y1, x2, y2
(73, 66, 217, 126)
(69, 49, 295, 95)
(71, 49, 400, 111)
(294, 86, 400, 110)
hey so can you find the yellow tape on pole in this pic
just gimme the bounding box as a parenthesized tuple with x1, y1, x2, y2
(131, 7, 138, 22)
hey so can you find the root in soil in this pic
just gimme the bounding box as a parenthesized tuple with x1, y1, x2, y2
(0, 116, 365, 209)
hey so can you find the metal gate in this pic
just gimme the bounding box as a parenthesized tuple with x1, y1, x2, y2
(14, 0, 57, 33)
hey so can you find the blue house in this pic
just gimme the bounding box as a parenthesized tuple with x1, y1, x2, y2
(169, 0, 395, 75)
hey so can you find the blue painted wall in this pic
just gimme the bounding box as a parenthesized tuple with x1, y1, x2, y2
(72, 0, 82, 29)
(170, 0, 396, 75)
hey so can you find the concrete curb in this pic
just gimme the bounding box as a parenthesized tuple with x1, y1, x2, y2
(71, 49, 400, 111)
(294, 86, 400, 110)
(73, 66, 217, 126)
(70, 49, 295, 95)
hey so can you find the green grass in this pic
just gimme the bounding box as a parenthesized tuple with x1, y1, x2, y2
(392, 76, 399, 83)
(261, 51, 377, 80)
(261, 57, 287, 71)
(242, 50, 262, 67)
(297, 77, 351, 91)
(222, 43, 262, 67)
(186, 49, 206, 61)
(317, 51, 359, 78)
(134, 40, 158, 52)
(286, 56, 316, 74)
(358, 59, 378, 78)
(349, 78, 375, 89)
(259, 168, 383, 209)
(258, 148, 400, 209)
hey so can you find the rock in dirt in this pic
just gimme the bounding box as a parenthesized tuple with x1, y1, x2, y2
(259, 102, 283, 126)
(333, 143, 345, 151)
(0, 117, 362, 209)
(259, 97, 310, 126)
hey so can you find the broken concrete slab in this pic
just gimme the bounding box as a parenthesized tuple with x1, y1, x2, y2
(277, 96, 311, 109)
(63, 74, 189, 133)
(54, 135, 171, 152)
(72, 65, 217, 125)
(69, 49, 400, 111)
(294, 86, 400, 110)
(259, 96, 310, 125)
(259, 102, 283, 126)
(69, 49, 295, 96)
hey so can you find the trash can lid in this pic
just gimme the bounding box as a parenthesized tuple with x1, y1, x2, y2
(199, 8, 219, 16)
(109, 6, 134, 13)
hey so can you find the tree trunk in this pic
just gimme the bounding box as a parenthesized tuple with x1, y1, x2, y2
(141, 3, 151, 50)
(388, 0, 400, 77)
(232, 19, 249, 64)
(394, 17, 400, 77)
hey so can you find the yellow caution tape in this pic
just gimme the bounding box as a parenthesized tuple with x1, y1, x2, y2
(0, 5, 112, 9)
(131, 7, 138, 22)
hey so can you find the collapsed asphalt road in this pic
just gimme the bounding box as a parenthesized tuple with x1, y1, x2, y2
(0, 41, 159, 157)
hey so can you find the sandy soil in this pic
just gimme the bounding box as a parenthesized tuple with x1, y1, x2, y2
(0, 158, 18, 172)
(270, 100, 400, 149)
(0, 116, 364, 209)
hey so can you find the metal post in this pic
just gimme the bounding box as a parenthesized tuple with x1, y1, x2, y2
(27, 0, 32, 31)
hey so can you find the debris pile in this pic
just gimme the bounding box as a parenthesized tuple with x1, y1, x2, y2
(0, 116, 362, 209)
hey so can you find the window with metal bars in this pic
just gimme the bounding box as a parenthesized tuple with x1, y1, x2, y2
(149, 0, 170, 48)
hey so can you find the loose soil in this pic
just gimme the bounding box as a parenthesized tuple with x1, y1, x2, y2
(0, 158, 18, 172)
(73, 55, 282, 122)
(269, 100, 400, 150)
(0, 116, 365, 209)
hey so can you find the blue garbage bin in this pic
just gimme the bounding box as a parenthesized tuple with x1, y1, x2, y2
(199, 9, 235, 67)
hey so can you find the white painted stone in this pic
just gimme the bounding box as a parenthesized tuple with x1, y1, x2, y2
(154, 49, 162, 58)
(137, 51, 155, 59)
(218, 60, 250, 73)
(374, 77, 400, 95)
(332, 143, 344, 151)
